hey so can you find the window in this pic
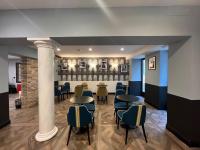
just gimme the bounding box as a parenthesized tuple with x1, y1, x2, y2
(16, 63, 22, 83)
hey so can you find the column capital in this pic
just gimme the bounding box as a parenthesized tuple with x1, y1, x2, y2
(27, 38, 54, 49)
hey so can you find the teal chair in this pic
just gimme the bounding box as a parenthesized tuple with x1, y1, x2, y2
(82, 90, 95, 112)
(67, 105, 93, 145)
(117, 105, 147, 144)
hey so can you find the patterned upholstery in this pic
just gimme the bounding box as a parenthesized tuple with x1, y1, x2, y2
(67, 105, 92, 128)
(74, 85, 83, 97)
(82, 90, 95, 111)
(117, 105, 147, 144)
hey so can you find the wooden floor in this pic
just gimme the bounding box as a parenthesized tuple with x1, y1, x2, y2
(0, 94, 199, 150)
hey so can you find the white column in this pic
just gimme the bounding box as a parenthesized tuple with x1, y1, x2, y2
(33, 40, 58, 142)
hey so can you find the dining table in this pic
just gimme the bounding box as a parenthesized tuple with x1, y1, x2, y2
(70, 96, 94, 105)
(116, 95, 142, 109)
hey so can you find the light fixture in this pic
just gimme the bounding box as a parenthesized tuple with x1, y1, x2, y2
(89, 48, 93, 51)
(120, 47, 124, 51)
(56, 48, 61, 51)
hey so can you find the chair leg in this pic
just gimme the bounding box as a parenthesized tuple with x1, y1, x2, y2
(67, 126, 72, 146)
(142, 124, 148, 143)
(125, 126, 129, 144)
(117, 116, 120, 129)
(87, 125, 91, 145)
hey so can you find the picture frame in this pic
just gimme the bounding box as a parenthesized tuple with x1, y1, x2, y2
(121, 64, 128, 72)
(79, 60, 86, 69)
(101, 59, 107, 70)
(148, 56, 156, 70)
(61, 62, 68, 70)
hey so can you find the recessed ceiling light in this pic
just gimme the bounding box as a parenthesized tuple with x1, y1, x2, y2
(89, 48, 93, 51)
(56, 48, 61, 51)
(120, 48, 124, 51)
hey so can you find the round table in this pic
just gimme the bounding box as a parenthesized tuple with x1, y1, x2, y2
(70, 96, 94, 104)
(116, 95, 141, 108)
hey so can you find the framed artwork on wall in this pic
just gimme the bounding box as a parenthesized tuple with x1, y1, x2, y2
(121, 64, 128, 72)
(79, 60, 86, 69)
(61, 62, 68, 70)
(148, 56, 156, 70)
(101, 59, 107, 70)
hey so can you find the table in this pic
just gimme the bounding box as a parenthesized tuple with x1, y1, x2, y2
(116, 95, 141, 108)
(70, 96, 94, 104)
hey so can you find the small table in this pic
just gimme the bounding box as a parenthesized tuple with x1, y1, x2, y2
(70, 96, 94, 104)
(116, 95, 140, 108)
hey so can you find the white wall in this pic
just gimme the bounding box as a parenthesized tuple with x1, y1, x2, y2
(59, 81, 128, 93)
(145, 51, 168, 87)
(0, 50, 8, 93)
(8, 59, 22, 86)
(130, 59, 141, 81)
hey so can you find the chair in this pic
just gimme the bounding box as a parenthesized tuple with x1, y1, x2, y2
(67, 105, 93, 145)
(116, 82, 123, 86)
(74, 85, 83, 97)
(54, 87, 62, 101)
(61, 82, 70, 99)
(116, 85, 123, 91)
(82, 82, 88, 89)
(117, 105, 147, 144)
(96, 84, 108, 103)
(114, 89, 126, 123)
(82, 90, 95, 112)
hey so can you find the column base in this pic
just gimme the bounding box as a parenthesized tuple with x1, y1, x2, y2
(35, 126, 58, 142)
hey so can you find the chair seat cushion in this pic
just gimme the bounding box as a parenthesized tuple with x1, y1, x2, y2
(84, 103, 95, 111)
(117, 110, 126, 120)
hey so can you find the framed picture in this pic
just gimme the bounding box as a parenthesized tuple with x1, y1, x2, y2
(79, 60, 86, 69)
(61, 62, 68, 70)
(101, 59, 107, 70)
(121, 64, 128, 72)
(148, 56, 156, 70)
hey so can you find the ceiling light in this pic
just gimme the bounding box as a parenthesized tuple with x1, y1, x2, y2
(120, 48, 124, 51)
(56, 48, 61, 51)
(89, 48, 93, 51)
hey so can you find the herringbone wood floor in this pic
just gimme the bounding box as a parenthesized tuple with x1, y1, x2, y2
(0, 94, 199, 150)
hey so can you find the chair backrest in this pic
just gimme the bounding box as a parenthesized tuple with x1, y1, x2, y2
(97, 86, 108, 96)
(63, 82, 70, 91)
(114, 89, 125, 103)
(82, 90, 93, 97)
(67, 105, 92, 127)
(54, 87, 61, 96)
(74, 85, 83, 97)
(115, 89, 125, 96)
(116, 85, 123, 91)
(117, 82, 123, 86)
(122, 105, 146, 126)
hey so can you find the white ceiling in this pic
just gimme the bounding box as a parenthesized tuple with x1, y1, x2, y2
(56, 45, 144, 57)
(0, 0, 200, 9)
(8, 55, 21, 59)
